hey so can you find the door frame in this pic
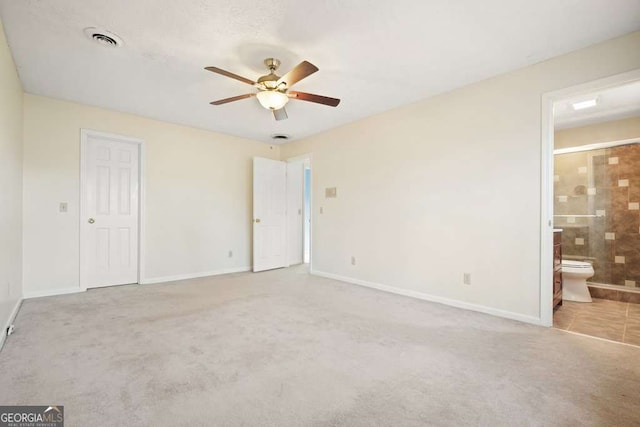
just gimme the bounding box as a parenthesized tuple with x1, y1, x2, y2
(539, 68, 640, 326)
(286, 153, 313, 271)
(79, 129, 146, 290)
(285, 159, 305, 267)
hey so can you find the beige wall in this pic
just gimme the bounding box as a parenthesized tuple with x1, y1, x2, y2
(281, 31, 640, 323)
(22, 94, 279, 295)
(555, 116, 640, 149)
(0, 19, 23, 334)
(9, 24, 640, 322)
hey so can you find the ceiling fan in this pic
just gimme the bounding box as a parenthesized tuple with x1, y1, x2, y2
(205, 58, 340, 121)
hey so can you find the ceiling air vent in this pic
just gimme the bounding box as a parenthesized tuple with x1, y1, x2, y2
(271, 134, 290, 141)
(83, 27, 123, 47)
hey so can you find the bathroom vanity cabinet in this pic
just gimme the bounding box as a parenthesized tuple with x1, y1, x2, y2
(553, 230, 563, 309)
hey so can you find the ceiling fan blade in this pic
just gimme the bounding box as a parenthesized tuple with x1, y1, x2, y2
(276, 61, 319, 88)
(205, 66, 255, 85)
(288, 91, 340, 107)
(209, 93, 254, 105)
(273, 107, 288, 121)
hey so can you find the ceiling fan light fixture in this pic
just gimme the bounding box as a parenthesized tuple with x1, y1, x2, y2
(256, 90, 289, 110)
(206, 58, 340, 120)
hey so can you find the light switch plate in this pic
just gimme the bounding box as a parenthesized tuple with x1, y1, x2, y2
(59, 202, 68, 213)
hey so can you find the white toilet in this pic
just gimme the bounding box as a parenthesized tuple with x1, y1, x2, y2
(561, 260, 594, 302)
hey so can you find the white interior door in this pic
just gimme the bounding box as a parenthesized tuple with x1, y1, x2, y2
(81, 131, 140, 288)
(253, 157, 287, 272)
(286, 161, 304, 266)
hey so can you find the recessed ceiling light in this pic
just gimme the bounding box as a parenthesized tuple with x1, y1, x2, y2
(571, 98, 598, 110)
(83, 27, 123, 47)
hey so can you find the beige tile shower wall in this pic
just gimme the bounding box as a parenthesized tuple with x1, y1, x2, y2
(555, 116, 640, 149)
(554, 144, 640, 288)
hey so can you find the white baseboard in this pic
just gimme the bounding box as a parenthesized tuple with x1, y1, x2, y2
(140, 266, 251, 285)
(1, 298, 23, 351)
(21, 267, 252, 298)
(23, 287, 84, 299)
(311, 270, 543, 326)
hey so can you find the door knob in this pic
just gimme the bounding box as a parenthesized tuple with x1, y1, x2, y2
(254, 218, 261, 223)
(88, 218, 95, 224)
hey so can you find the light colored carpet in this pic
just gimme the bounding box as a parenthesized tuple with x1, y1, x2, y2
(1, 266, 639, 426)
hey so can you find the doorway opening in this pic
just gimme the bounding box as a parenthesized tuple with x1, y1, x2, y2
(252, 154, 312, 272)
(304, 163, 311, 264)
(286, 154, 312, 268)
(541, 70, 640, 345)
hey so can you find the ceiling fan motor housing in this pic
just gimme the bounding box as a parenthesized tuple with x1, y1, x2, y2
(257, 73, 280, 89)
(264, 58, 281, 71)
(257, 58, 282, 90)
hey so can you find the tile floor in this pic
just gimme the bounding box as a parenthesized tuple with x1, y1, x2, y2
(554, 298, 640, 346)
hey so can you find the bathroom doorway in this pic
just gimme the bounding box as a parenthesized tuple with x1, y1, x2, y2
(543, 72, 640, 345)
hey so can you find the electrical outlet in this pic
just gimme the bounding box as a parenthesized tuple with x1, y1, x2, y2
(463, 273, 471, 285)
(228, 250, 233, 258)
(351, 256, 356, 266)
(7, 324, 15, 336)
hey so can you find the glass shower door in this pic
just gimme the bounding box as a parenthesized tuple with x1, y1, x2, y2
(554, 143, 640, 289)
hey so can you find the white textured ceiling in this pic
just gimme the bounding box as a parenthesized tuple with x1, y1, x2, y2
(554, 81, 640, 130)
(1, 1, 639, 143)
